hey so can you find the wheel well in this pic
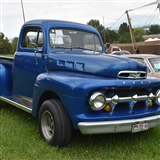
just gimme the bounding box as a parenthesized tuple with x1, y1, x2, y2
(38, 91, 60, 111)
(37, 91, 74, 131)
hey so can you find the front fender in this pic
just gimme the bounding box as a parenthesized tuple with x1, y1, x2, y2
(32, 71, 116, 117)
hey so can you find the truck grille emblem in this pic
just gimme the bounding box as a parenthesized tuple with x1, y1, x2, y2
(129, 73, 141, 78)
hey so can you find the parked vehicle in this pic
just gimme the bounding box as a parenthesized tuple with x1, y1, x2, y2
(0, 20, 160, 147)
(111, 50, 131, 55)
(124, 54, 160, 78)
(121, 50, 131, 54)
(106, 46, 121, 54)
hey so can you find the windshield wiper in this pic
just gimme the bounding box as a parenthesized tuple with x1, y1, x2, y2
(53, 45, 94, 51)
(72, 46, 93, 51)
(56, 46, 72, 49)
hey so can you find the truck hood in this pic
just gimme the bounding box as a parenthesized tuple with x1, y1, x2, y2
(46, 50, 147, 78)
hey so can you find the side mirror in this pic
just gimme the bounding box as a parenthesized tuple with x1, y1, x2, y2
(30, 42, 42, 52)
(30, 42, 41, 65)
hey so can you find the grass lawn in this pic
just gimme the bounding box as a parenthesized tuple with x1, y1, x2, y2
(1, 101, 160, 160)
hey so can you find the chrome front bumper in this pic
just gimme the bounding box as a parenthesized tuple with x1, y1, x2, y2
(78, 115, 160, 134)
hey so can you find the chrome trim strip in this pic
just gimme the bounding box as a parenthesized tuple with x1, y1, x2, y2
(89, 92, 158, 112)
(155, 90, 160, 105)
(105, 94, 154, 103)
(0, 96, 32, 113)
(78, 115, 160, 134)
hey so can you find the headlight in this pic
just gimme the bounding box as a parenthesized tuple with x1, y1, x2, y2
(155, 90, 160, 105)
(89, 92, 106, 111)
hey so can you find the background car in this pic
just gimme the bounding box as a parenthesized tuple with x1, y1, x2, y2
(111, 50, 131, 55)
(106, 46, 121, 54)
(123, 54, 160, 78)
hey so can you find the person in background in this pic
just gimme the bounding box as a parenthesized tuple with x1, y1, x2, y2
(152, 49, 157, 55)
(136, 47, 140, 54)
(133, 47, 137, 54)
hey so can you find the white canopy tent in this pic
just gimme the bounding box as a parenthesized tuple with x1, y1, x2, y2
(128, 0, 160, 26)
(144, 37, 160, 45)
(128, 0, 160, 12)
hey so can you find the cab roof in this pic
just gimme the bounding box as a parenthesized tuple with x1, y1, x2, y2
(23, 19, 97, 33)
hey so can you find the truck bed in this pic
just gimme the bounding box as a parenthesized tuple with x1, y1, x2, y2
(0, 56, 32, 113)
(0, 56, 14, 65)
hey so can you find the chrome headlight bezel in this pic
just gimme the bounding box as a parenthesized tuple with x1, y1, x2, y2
(89, 92, 106, 111)
(155, 90, 160, 105)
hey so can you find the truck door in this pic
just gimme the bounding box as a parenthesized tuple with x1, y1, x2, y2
(13, 27, 45, 98)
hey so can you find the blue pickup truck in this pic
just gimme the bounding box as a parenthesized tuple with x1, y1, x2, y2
(0, 19, 160, 147)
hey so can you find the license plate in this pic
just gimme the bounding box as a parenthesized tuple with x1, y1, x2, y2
(132, 122, 149, 133)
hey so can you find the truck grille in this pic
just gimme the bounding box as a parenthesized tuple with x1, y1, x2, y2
(103, 88, 159, 115)
(117, 71, 146, 79)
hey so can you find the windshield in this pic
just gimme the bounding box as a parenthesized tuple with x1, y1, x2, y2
(148, 57, 160, 72)
(49, 29, 102, 52)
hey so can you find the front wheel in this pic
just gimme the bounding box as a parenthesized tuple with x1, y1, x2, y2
(38, 99, 73, 147)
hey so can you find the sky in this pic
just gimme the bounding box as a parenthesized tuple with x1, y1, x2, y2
(0, 0, 159, 39)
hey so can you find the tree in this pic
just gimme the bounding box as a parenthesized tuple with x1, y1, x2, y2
(0, 32, 5, 39)
(133, 28, 146, 42)
(118, 32, 132, 43)
(118, 23, 131, 43)
(118, 23, 129, 35)
(11, 37, 18, 53)
(106, 29, 119, 44)
(0, 32, 12, 54)
(149, 25, 160, 34)
(87, 19, 105, 42)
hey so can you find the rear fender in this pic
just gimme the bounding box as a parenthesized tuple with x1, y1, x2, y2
(0, 64, 13, 96)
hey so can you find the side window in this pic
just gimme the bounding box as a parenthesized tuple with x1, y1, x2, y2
(21, 27, 44, 49)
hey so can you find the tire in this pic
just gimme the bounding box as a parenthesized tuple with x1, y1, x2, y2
(38, 99, 73, 147)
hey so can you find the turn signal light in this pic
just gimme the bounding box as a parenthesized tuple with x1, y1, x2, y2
(148, 101, 153, 107)
(104, 104, 111, 111)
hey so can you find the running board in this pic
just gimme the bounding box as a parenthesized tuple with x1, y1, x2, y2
(0, 96, 32, 113)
